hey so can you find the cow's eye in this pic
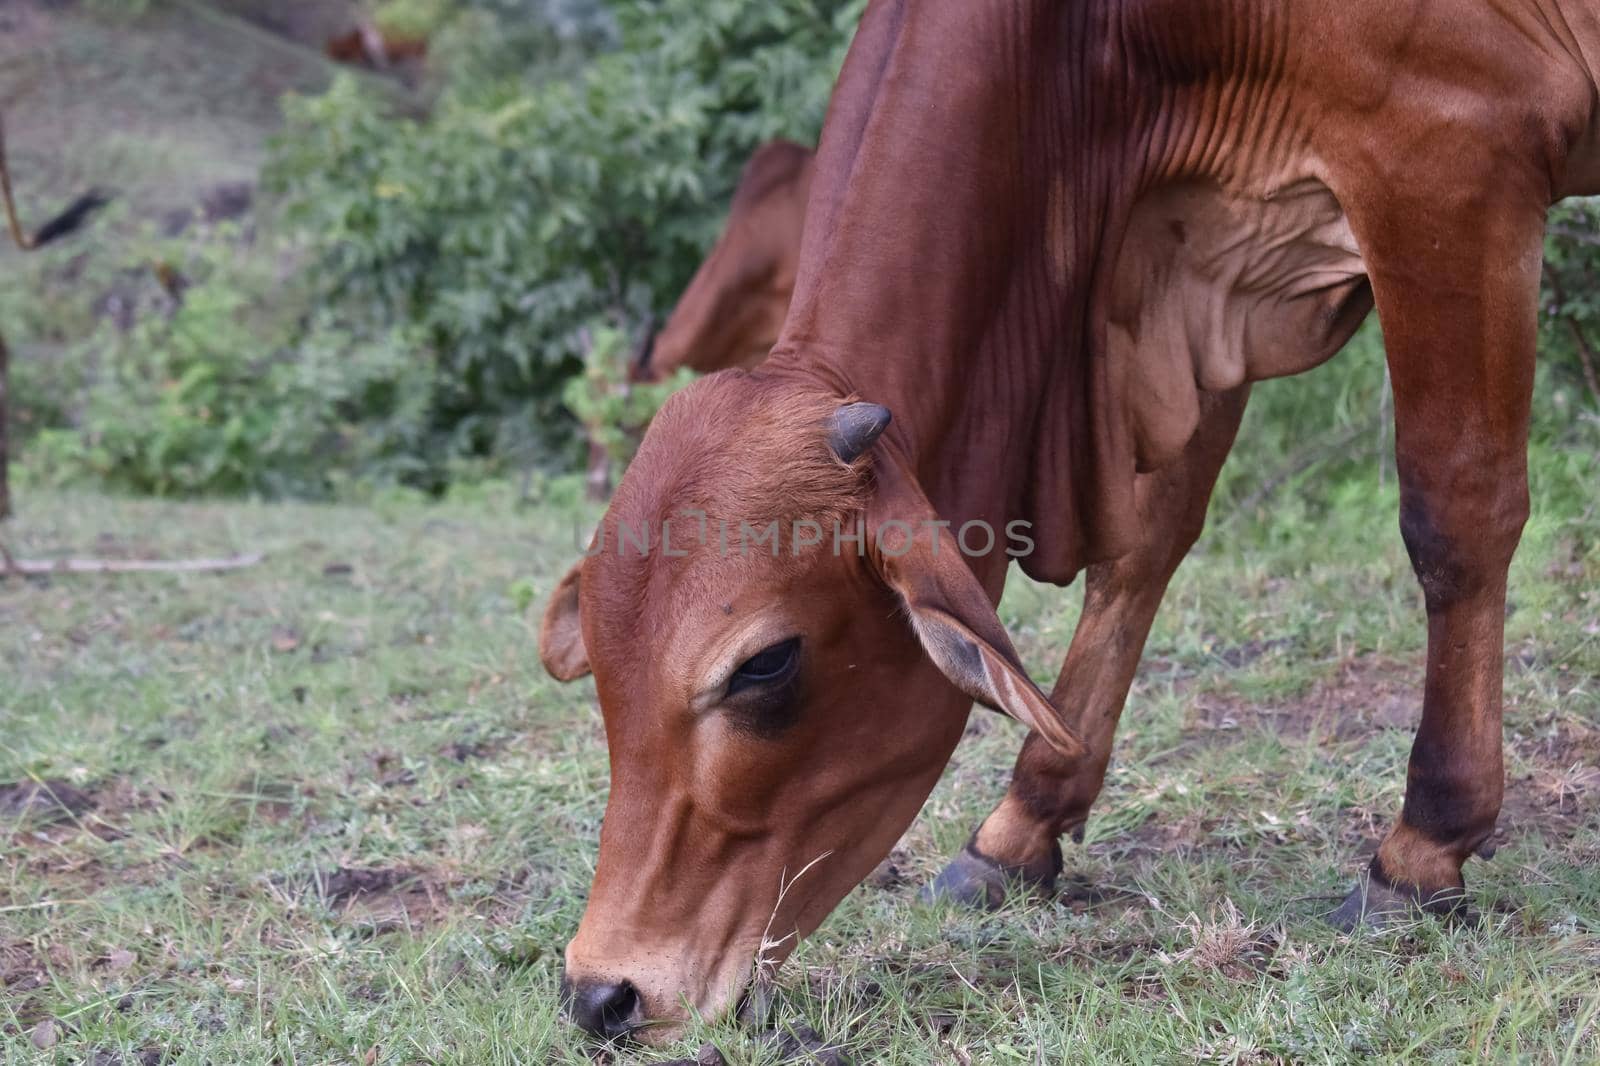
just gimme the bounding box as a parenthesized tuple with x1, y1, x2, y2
(727, 638, 800, 696)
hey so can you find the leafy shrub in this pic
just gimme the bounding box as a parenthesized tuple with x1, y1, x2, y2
(561, 322, 691, 476)
(20, 0, 1593, 507)
(1540, 199, 1600, 420)
(25, 237, 436, 498)
(267, 0, 863, 487)
(372, 0, 455, 38)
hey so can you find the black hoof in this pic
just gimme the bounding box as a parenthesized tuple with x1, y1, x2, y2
(1328, 872, 1470, 932)
(920, 839, 1060, 910)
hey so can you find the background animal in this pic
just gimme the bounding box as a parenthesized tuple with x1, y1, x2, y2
(634, 140, 814, 381)
(324, 24, 429, 69)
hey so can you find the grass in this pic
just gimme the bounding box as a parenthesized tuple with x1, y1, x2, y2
(2, 416, 1597, 1063)
(2, 4, 1596, 1061)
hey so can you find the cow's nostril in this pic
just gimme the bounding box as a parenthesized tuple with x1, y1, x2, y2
(562, 975, 644, 1039)
(600, 980, 641, 1036)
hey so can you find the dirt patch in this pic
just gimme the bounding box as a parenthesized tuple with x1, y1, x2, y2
(370, 750, 418, 788)
(89, 1048, 168, 1066)
(0, 939, 77, 1034)
(2, 940, 52, 995)
(440, 735, 503, 762)
(274, 866, 458, 936)
(317, 866, 417, 905)
(1119, 810, 1219, 856)
(1501, 711, 1600, 837)
(0, 778, 96, 825)
(864, 848, 912, 891)
(1179, 655, 1599, 843)
(1187, 655, 1421, 743)
(761, 1024, 851, 1065)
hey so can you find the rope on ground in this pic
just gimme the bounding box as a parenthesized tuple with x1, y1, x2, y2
(0, 552, 265, 576)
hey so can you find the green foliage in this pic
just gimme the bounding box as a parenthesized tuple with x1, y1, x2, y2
(561, 322, 690, 470)
(371, 0, 455, 38)
(267, 0, 863, 487)
(1539, 198, 1600, 421)
(24, 236, 436, 499)
(426, 0, 615, 94)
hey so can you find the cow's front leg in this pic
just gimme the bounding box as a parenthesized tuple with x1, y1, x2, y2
(927, 389, 1247, 908)
(1329, 188, 1546, 927)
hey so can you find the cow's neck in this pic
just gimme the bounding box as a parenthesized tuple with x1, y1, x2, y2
(766, 1, 1128, 590)
(768, 0, 1132, 589)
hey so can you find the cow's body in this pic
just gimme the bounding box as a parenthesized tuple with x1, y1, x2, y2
(779, 0, 1593, 580)
(547, 0, 1600, 1041)
(637, 140, 815, 380)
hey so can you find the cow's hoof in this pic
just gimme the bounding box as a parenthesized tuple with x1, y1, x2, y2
(920, 840, 1059, 911)
(1328, 875, 1469, 932)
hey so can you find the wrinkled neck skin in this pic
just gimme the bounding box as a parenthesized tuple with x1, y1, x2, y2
(1543, 0, 1600, 196)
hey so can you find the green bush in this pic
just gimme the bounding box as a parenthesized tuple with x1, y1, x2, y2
(24, 237, 436, 499)
(561, 321, 691, 474)
(1540, 199, 1600, 420)
(371, 0, 455, 38)
(266, 0, 863, 487)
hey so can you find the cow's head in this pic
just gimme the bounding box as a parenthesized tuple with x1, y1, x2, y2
(633, 142, 813, 382)
(541, 372, 1081, 1043)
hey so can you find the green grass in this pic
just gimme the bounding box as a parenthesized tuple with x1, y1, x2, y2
(2, 437, 1596, 1063)
(3, 9, 1596, 1059)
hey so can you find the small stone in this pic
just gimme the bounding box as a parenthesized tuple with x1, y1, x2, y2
(31, 1019, 57, 1050)
(763, 1024, 851, 1065)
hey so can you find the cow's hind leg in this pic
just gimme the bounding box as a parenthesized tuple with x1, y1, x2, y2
(927, 388, 1248, 908)
(1329, 188, 1546, 928)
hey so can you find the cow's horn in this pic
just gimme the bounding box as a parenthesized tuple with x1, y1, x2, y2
(826, 402, 891, 463)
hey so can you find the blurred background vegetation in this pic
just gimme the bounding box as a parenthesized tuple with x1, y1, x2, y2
(0, 0, 1596, 516)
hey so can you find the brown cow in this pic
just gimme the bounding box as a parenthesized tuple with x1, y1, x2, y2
(634, 140, 814, 381)
(325, 25, 429, 69)
(542, 0, 1600, 1042)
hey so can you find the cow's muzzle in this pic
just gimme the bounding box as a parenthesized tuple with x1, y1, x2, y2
(560, 971, 646, 1040)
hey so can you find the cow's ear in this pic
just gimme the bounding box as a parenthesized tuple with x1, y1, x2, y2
(867, 461, 1084, 760)
(539, 561, 591, 681)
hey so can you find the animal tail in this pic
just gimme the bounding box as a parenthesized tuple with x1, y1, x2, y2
(1, 115, 112, 250)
